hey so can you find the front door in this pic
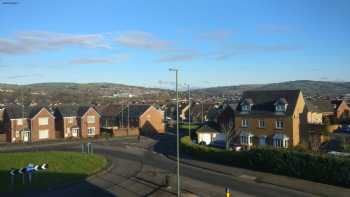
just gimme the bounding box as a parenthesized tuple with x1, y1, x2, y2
(72, 128, 79, 137)
(22, 131, 29, 142)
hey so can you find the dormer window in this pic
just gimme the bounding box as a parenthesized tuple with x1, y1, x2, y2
(276, 105, 286, 112)
(240, 98, 253, 112)
(274, 98, 288, 112)
(242, 105, 250, 112)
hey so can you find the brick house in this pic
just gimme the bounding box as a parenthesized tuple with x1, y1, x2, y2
(81, 107, 101, 138)
(306, 99, 349, 125)
(3, 105, 56, 143)
(331, 100, 349, 122)
(97, 104, 124, 128)
(235, 90, 307, 148)
(54, 105, 101, 138)
(119, 105, 165, 134)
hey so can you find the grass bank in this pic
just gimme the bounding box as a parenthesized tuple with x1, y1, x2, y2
(0, 151, 107, 193)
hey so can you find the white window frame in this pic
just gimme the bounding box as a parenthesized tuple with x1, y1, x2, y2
(17, 119, 23, 126)
(276, 120, 284, 129)
(240, 132, 254, 146)
(242, 105, 250, 112)
(38, 129, 49, 139)
(38, 117, 49, 126)
(258, 120, 265, 128)
(87, 116, 95, 124)
(241, 119, 248, 128)
(276, 104, 286, 112)
(87, 127, 95, 136)
(273, 134, 289, 148)
(72, 128, 80, 137)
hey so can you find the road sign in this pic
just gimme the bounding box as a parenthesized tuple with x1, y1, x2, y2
(9, 163, 48, 176)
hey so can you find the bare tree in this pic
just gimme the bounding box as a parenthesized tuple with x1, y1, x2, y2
(309, 132, 321, 151)
(220, 118, 239, 151)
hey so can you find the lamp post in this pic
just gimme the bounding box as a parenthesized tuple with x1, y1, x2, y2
(169, 68, 180, 196)
(187, 84, 191, 139)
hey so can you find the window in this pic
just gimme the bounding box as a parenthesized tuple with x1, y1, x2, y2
(39, 130, 49, 139)
(258, 120, 265, 128)
(241, 119, 248, 128)
(15, 131, 20, 138)
(87, 116, 95, 124)
(276, 105, 286, 112)
(276, 120, 284, 129)
(273, 138, 289, 148)
(242, 105, 250, 112)
(39, 117, 48, 125)
(17, 119, 23, 126)
(259, 136, 267, 145)
(87, 127, 95, 136)
(240, 132, 253, 146)
(68, 117, 74, 124)
(72, 128, 79, 137)
(273, 133, 289, 148)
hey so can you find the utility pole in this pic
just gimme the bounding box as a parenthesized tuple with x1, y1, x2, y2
(201, 102, 204, 124)
(127, 101, 130, 135)
(169, 68, 180, 197)
(188, 84, 191, 139)
(121, 103, 124, 128)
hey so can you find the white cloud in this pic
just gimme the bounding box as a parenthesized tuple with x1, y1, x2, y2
(0, 31, 110, 54)
(69, 53, 129, 65)
(115, 31, 172, 50)
(155, 52, 199, 63)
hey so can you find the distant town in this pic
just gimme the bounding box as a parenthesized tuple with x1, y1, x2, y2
(1, 80, 350, 150)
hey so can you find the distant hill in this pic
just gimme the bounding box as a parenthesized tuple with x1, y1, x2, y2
(0, 83, 171, 106)
(1, 80, 349, 106)
(191, 80, 350, 97)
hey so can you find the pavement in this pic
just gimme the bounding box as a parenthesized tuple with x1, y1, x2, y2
(1, 133, 349, 196)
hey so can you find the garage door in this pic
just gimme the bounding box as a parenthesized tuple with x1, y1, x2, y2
(39, 130, 49, 139)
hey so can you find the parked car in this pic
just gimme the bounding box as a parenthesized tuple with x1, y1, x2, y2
(209, 140, 226, 149)
(341, 125, 350, 133)
(230, 144, 242, 152)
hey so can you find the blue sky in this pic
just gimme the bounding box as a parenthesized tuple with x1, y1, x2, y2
(0, 0, 349, 88)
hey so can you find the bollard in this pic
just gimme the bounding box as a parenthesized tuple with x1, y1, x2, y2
(226, 187, 230, 197)
(28, 173, 32, 184)
(10, 174, 14, 191)
(86, 142, 91, 154)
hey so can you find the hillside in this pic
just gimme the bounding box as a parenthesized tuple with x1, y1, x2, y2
(1, 80, 349, 106)
(0, 83, 171, 106)
(192, 80, 350, 97)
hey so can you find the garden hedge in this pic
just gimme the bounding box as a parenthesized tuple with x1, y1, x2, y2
(181, 136, 350, 188)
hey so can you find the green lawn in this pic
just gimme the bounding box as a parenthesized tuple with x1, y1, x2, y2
(0, 151, 107, 194)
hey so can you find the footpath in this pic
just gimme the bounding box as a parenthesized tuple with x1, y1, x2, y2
(168, 155, 350, 197)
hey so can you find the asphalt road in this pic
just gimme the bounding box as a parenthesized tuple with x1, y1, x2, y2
(1, 135, 318, 197)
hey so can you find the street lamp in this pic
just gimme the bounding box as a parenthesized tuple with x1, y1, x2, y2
(185, 84, 191, 139)
(169, 68, 180, 196)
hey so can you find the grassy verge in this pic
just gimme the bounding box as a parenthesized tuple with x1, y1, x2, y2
(181, 136, 350, 188)
(0, 151, 107, 193)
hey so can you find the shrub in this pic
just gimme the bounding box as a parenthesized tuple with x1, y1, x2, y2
(181, 136, 350, 188)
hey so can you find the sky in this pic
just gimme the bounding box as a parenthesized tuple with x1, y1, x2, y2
(0, 0, 349, 89)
